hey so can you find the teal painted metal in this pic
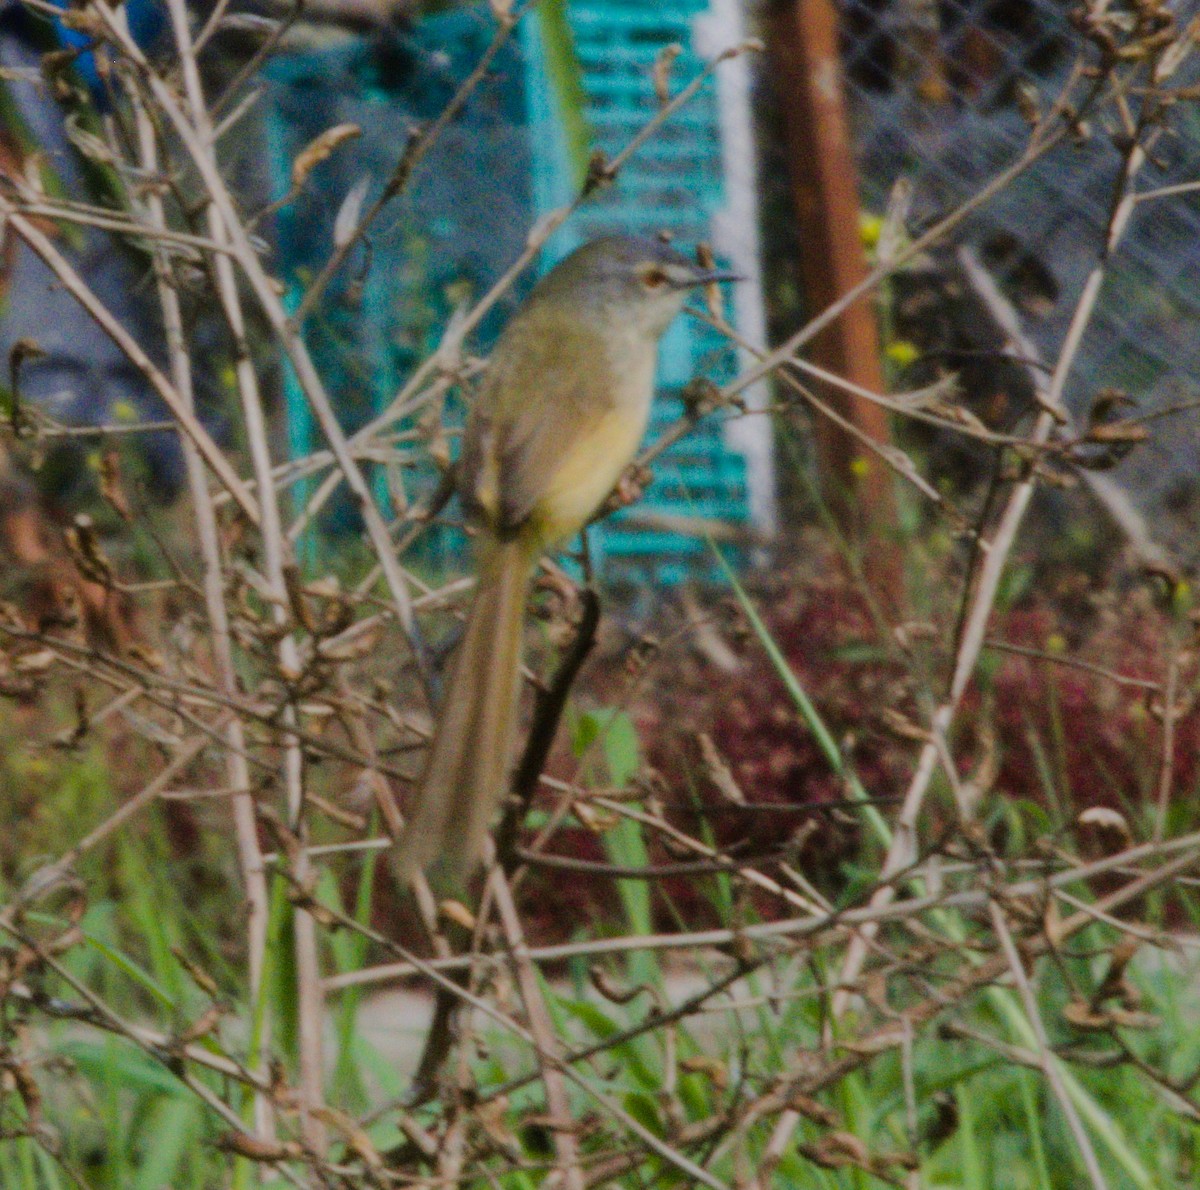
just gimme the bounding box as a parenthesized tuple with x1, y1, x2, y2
(264, 10, 532, 554)
(522, 0, 751, 582)
(268, 0, 753, 579)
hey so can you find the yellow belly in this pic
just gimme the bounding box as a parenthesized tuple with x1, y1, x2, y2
(532, 403, 651, 548)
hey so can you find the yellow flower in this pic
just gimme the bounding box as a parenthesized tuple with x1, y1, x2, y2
(885, 340, 919, 367)
(860, 213, 884, 248)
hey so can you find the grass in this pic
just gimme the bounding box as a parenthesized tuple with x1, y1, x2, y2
(1, 510, 1197, 1188)
(11, 953, 1196, 1189)
(4, 772, 1200, 1185)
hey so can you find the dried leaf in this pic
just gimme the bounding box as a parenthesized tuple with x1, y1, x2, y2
(57, 8, 102, 35)
(880, 706, 929, 742)
(98, 450, 132, 522)
(574, 802, 619, 832)
(787, 1093, 840, 1128)
(63, 114, 114, 165)
(1095, 935, 1140, 1001)
(14, 650, 56, 674)
(1088, 387, 1135, 426)
(1078, 805, 1132, 844)
(802, 1131, 873, 1171)
(1085, 420, 1149, 445)
(888, 373, 960, 411)
(875, 177, 914, 268)
(1106, 1006, 1160, 1030)
(9, 337, 45, 373)
(318, 624, 381, 662)
(216, 1132, 303, 1161)
(216, 13, 280, 36)
(475, 1097, 520, 1155)
(439, 899, 476, 931)
(178, 1005, 224, 1045)
(697, 732, 745, 804)
(44, 924, 82, 956)
(312, 1105, 384, 1169)
(291, 123, 361, 190)
(1014, 79, 1041, 125)
(679, 1055, 729, 1091)
(11, 1061, 42, 1124)
(583, 149, 613, 195)
(0, 67, 41, 84)
(126, 642, 165, 671)
(1063, 998, 1111, 1030)
(334, 176, 371, 248)
(893, 620, 936, 647)
(65, 515, 114, 587)
(652, 43, 683, 105)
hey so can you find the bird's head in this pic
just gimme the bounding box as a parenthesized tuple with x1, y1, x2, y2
(530, 235, 740, 340)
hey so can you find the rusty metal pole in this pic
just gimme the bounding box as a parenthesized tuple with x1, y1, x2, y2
(768, 0, 900, 579)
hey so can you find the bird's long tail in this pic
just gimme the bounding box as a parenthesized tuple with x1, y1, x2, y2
(395, 536, 534, 886)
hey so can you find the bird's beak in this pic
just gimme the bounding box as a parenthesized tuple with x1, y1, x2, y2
(681, 268, 743, 287)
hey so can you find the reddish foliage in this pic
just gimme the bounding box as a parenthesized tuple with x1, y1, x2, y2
(967, 598, 1181, 816)
(638, 574, 913, 870)
(518, 552, 1194, 937)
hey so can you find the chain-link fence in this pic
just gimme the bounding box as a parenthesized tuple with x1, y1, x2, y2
(837, 0, 1200, 558)
(263, 0, 774, 582)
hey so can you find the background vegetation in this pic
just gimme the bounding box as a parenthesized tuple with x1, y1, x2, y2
(1, 0, 1200, 1187)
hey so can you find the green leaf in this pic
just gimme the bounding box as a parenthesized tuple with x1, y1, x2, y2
(79, 931, 177, 1012)
(59, 1036, 185, 1098)
(556, 997, 660, 1090)
(532, 0, 593, 189)
(131, 1095, 203, 1190)
(622, 1091, 663, 1137)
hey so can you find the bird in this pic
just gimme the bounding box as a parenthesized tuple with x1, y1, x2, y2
(395, 234, 738, 886)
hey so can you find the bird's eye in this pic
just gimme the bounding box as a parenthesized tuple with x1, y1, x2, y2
(642, 268, 669, 289)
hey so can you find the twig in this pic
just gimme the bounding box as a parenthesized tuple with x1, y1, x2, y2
(285, 38, 765, 540)
(161, 0, 325, 1147)
(0, 195, 259, 522)
(489, 869, 584, 1190)
(1154, 645, 1181, 841)
(129, 88, 273, 1137)
(291, 3, 527, 325)
(983, 639, 1161, 691)
(494, 588, 601, 870)
(323, 830, 1200, 990)
(956, 243, 1174, 573)
(93, 0, 432, 690)
(833, 66, 1154, 1014)
(989, 900, 1110, 1189)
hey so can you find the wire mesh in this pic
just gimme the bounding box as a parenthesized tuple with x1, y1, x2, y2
(524, 0, 757, 582)
(264, 0, 768, 581)
(837, 0, 1200, 556)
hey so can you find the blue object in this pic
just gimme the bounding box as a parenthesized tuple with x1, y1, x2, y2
(268, 0, 752, 579)
(265, 7, 533, 543)
(48, 0, 163, 99)
(521, 0, 751, 581)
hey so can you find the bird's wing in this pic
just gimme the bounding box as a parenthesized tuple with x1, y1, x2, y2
(462, 320, 615, 540)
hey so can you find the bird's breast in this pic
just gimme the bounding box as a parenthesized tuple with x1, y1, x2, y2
(532, 388, 653, 547)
